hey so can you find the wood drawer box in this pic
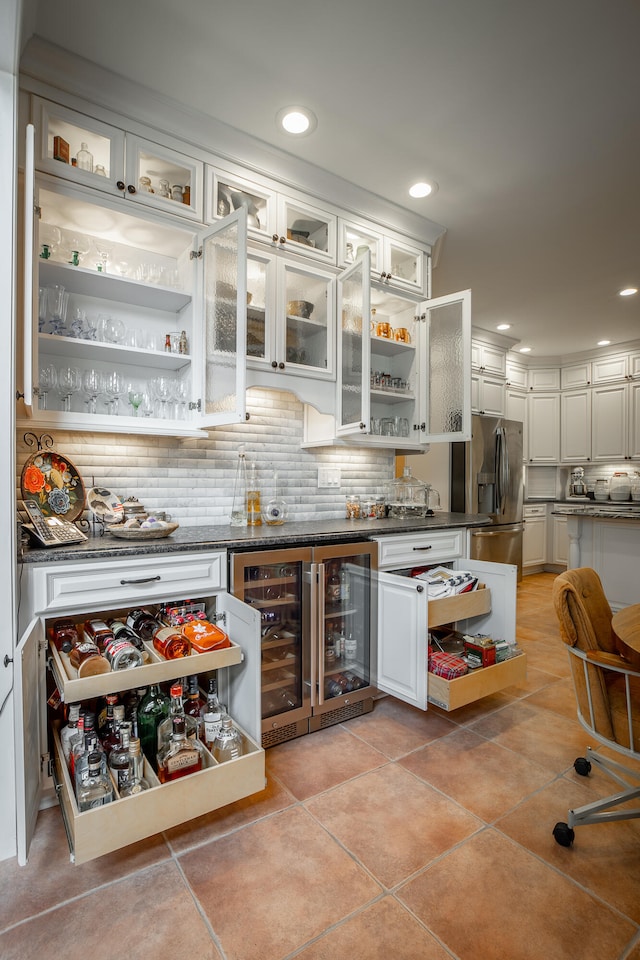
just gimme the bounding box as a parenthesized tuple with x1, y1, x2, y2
(427, 653, 527, 711)
(52, 725, 265, 864)
(30, 552, 226, 614)
(375, 530, 465, 570)
(428, 584, 491, 628)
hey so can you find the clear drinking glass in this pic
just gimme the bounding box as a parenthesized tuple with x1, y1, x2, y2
(57, 365, 81, 412)
(104, 371, 126, 415)
(149, 376, 175, 418)
(38, 364, 58, 410)
(82, 369, 104, 415)
(127, 382, 145, 416)
(47, 285, 68, 335)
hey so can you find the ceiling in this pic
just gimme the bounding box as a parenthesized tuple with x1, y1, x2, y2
(23, 0, 640, 359)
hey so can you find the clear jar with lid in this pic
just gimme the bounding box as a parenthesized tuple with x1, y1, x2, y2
(385, 466, 427, 518)
(610, 472, 631, 502)
(345, 494, 361, 519)
(373, 496, 386, 519)
(361, 498, 375, 519)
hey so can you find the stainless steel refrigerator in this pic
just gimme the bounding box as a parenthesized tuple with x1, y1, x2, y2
(451, 415, 524, 579)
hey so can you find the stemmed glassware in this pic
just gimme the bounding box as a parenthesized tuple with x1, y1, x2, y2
(47, 285, 68, 336)
(57, 365, 81, 412)
(127, 381, 145, 416)
(173, 378, 190, 420)
(82, 368, 104, 415)
(149, 376, 175, 418)
(38, 364, 58, 410)
(103, 371, 126, 415)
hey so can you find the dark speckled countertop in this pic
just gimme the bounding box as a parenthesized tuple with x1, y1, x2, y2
(20, 513, 492, 564)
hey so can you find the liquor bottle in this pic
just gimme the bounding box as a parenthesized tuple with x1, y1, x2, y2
(68, 636, 111, 677)
(211, 715, 244, 764)
(157, 715, 205, 783)
(60, 703, 81, 766)
(137, 684, 170, 770)
(50, 618, 79, 653)
(97, 693, 119, 739)
(108, 721, 133, 792)
(77, 751, 114, 811)
(83, 619, 115, 652)
(68, 712, 85, 776)
(120, 737, 150, 796)
(339, 566, 351, 602)
(76, 141, 93, 172)
(183, 676, 204, 738)
(326, 564, 341, 604)
(246, 461, 262, 526)
(127, 608, 164, 643)
(156, 684, 198, 756)
(102, 634, 145, 671)
(200, 675, 227, 750)
(74, 722, 107, 798)
(152, 626, 191, 659)
(344, 633, 357, 664)
(102, 704, 126, 757)
(71, 711, 101, 782)
(107, 618, 145, 651)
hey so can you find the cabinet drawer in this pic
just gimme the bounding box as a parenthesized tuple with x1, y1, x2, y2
(30, 552, 226, 613)
(48, 633, 244, 703)
(524, 505, 547, 518)
(428, 652, 527, 711)
(428, 584, 491, 628)
(52, 725, 265, 864)
(375, 530, 465, 569)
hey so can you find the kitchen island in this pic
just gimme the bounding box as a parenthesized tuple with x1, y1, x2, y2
(551, 505, 640, 609)
(19, 512, 492, 564)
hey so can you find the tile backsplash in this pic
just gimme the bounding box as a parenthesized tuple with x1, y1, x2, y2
(16, 389, 396, 525)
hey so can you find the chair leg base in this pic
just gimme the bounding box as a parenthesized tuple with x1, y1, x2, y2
(554, 746, 640, 844)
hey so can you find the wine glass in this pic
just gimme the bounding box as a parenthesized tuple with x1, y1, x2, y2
(39, 223, 61, 261)
(82, 368, 104, 415)
(149, 376, 175, 418)
(57, 365, 81, 412)
(127, 381, 145, 417)
(64, 233, 90, 267)
(103, 370, 126, 415)
(38, 364, 58, 410)
(173, 378, 190, 420)
(47, 285, 68, 336)
(92, 239, 112, 274)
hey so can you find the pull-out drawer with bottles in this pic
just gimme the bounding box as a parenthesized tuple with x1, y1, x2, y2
(16, 553, 265, 865)
(373, 539, 525, 712)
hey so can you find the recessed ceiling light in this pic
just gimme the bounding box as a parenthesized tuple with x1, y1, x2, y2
(409, 181, 437, 198)
(619, 287, 638, 297)
(519, 346, 531, 353)
(496, 323, 511, 331)
(597, 340, 611, 346)
(276, 106, 317, 136)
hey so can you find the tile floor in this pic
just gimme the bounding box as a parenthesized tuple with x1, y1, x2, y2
(2, 572, 640, 960)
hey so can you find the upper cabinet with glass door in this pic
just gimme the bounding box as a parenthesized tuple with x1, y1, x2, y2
(33, 97, 204, 222)
(18, 145, 246, 438)
(207, 163, 337, 264)
(339, 217, 428, 295)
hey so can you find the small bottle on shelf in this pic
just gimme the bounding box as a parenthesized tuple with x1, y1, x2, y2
(156, 684, 198, 756)
(127, 608, 164, 643)
(246, 461, 262, 526)
(184, 675, 205, 738)
(102, 704, 126, 758)
(76, 142, 94, 172)
(211, 715, 243, 764)
(137, 685, 170, 771)
(120, 737, 150, 796)
(200, 675, 226, 750)
(326, 564, 341, 604)
(108, 721, 133, 792)
(60, 703, 81, 767)
(77, 751, 114, 811)
(157, 715, 205, 783)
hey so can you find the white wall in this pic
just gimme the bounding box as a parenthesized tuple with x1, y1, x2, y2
(405, 443, 451, 511)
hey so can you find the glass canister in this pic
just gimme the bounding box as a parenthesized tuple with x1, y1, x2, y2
(631, 474, 640, 501)
(610, 472, 631, 501)
(345, 494, 361, 519)
(385, 466, 427, 518)
(593, 478, 609, 502)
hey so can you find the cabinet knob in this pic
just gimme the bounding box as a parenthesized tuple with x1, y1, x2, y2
(271, 361, 278, 369)
(272, 234, 279, 243)
(127, 184, 136, 195)
(116, 180, 125, 191)
(359, 422, 366, 430)
(278, 362, 285, 370)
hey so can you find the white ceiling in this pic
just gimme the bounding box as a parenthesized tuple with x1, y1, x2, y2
(24, 0, 640, 359)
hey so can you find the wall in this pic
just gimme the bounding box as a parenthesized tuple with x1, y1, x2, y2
(16, 388, 396, 525)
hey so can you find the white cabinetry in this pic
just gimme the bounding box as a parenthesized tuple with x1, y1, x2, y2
(471, 372, 506, 416)
(591, 383, 628, 461)
(527, 394, 560, 463)
(374, 532, 523, 711)
(16, 551, 264, 865)
(527, 367, 561, 391)
(561, 389, 592, 462)
(592, 354, 629, 384)
(523, 505, 547, 568)
(472, 341, 506, 376)
(550, 510, 569, 565)
(338, 217, 427, 294)
(34, 97, 203, 222)
(561, 362, 591, 389)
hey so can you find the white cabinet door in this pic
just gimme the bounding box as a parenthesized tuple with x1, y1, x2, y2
(419, 289, 472, 443)
(561, 362, 591, 389)
(592, 354, 628, 384)
(592, 384, 628, 461)
(528, 367, 560, 391)
(472, 374, 506, 416)
(523, 516, 547, 566)
(527, 394, 560, 463)
(472, 341, 506, 376)
(560, 389, 592, 462)
(629, 381, 640, 460)
(506, 359, 527, 391)
(376, 570, 428, 709)
(551, 515, 569, 565)
(336, 254, 370, 438)
(15, 617, 47, 866)
(506, 390, 527, 458)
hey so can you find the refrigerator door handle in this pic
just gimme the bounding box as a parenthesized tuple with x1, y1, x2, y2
(495, 426, 509, 515)
(311, 563, 324, 707)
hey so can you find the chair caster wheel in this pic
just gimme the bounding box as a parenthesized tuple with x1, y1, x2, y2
(553, 822, 575, 847)
(574, 757, 592, 776)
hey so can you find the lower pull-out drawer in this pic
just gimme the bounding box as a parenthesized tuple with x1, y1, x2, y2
(52, 726, 265, 864)
(427, 653, 527, 711)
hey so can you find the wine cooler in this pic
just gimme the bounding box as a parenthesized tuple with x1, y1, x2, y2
(230, 542, 378, 747)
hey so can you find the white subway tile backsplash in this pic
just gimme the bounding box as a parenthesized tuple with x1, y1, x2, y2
(17, 389, 395, 525)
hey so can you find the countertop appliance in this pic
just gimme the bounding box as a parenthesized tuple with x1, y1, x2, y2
(451, 415, 524, 579)
(230, 542, 378, 747)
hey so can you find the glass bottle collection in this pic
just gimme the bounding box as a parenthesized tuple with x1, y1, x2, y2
(58, 671, 245, 808)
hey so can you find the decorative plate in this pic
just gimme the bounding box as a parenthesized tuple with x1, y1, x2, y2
(106, 521, 179, 540)
(20, 449, 86, 522)
(87, 487, 124, 523)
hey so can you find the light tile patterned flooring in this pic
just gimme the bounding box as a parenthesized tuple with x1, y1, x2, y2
(2, 573, 640, 960)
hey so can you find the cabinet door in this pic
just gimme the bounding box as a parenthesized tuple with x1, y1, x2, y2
(279, 260, 336, 379)
(376, 571, 428, 710)
(276, 194, 337, 263)
(195, 209, 248, 428)
(592, 384, 627, 461)
(382, 236, 425, 293)
(552, 516, 569, 565)
(561, 389, 592, 462)
(20, 124, 37, 417)
(528, 367, 560, 391)
(592, 354, 628, 384)
(527, 394, 559, 463)
(630, 381, 640, 460)
(523, 517, 546, 566)
(561, 362, 591, 389)
(15, 617, 47, 865)
(473, 341, 506, 376)
(475, 375, 506, 416)
(33, 96, 125, 197)
(506, 390, 528, 458)
(124, 135, 203, 221)
(419, 289, 472, 443)
(454, 558, 517, 644)
(208, 164, 276, 242)
(506, 360, 527, 391)
(338, 217, 383, 274)
(336, 253, 370, 438)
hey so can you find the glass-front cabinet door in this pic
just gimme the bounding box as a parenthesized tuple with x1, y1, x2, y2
(383, 236, 424, 292)
(280, 261, 336, 378)
(418, 288, 472, 443)
(336, 253, 370, 437)
(208, 165, 276, 243)
(124, 135, 203, 221)
(338, 218, 383, 274)
(277, 195, 337, 264)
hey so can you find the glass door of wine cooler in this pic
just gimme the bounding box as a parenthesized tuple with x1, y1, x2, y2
(231, 548, 312, 745)
(310, 541, 378, 722)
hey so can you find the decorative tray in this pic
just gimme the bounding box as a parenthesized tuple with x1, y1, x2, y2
(105, 522, 179, 540)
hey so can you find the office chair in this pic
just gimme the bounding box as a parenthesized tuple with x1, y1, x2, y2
(551, 567, 640, 847)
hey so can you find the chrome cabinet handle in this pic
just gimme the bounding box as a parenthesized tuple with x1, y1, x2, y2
(120, 575, 161, 585)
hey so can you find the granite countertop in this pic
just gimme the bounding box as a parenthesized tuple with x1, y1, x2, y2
(551, 506, 640, 519)
(19, 512, 492, 564)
